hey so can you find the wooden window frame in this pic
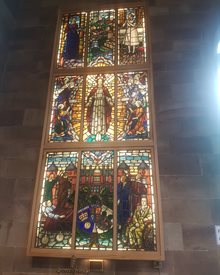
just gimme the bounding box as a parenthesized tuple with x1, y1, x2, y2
(27, 1, 164, 261)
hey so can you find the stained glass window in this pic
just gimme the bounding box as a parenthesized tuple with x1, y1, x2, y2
(88, 10, 115, 67)
(118, 7, 146, 65)
(35, 152, 78, 249)
(57, 12, 87, 68)
(117, 150, 156, 251)
(117, 72, 150, 140)
(29, 3, 163, 261)
(76, 151, 114, 250)
(49, 76, 83, 142)
(83, 74, 114, 142)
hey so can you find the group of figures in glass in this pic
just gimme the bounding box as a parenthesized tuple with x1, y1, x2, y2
(58, 7, 146, 67)
(36, 151, 155, 251)
(35, 6, 156, 253)
(49, 72, 149, 143)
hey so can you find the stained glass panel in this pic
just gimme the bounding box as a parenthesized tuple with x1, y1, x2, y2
(35, 152, 78, 249)
(57, 13, 87, 68)
(75, 151, 114, 250)
(83, 74, 114, 142)
(117, 72, 150, 140)
(49, 76, 83, 142)
(117, 150, 156, 251)
(118, 7, 146, 65)
(88, 10, 115, 67)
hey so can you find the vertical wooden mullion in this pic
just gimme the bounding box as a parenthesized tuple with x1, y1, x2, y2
(115, 7, 119, 68)
(113, 149, 118, 251)
(71, 150, 82, 249)
(84, 10, 90, 68)
(114, 73, 117, 141)
(113, 5, 118, 246)
(79, 74, 87, 142)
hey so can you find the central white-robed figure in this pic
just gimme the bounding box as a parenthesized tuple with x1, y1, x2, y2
(86, 76, 113, 137)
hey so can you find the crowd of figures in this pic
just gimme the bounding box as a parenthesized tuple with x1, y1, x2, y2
(38, 154, 154, 250)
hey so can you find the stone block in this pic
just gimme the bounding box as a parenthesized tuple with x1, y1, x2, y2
(3, 273, 56, 275)
(149, 7, 170, 16)
(0, 126, 42, 143)
(9, 26, 44, 42)
(159, 251, 175, 275)
(171, 82, 205, 98)
(151, 41, 173, 53)
(12, 200, 32, 223)
(182, 224, 216, 251)
(172, 251, 219, 275)
(191, 2, 213, 12)
(5, 159, 37, 179)
(180, 117, 218, 138)
(152, 51, 181, 64)
(0, 110, 24, 126)
(115, 260, 158, 274)
(157, 136, 170, 154)
(151, 13, 204, 32)
(14, 178, 35, 201)
(39, 6, 58, 26)
(0, 91, 47, 110)
(32, 257, 70, 270)
(157, 94, 205, 115)
(150, 29, 165, 43)
(209, 175, 220, 199)
(158, 154, 201, 175)
(164, 223, 184, 251)
(12, 247, 46, 273)
(209, 135, 220, 154)
(0, 178, 15, 199)
(5, 49, 51, 74)
(160, 175, 220, 200)
(173, 40, 200, 50)
(7, 222, 29, 247)
(115, 272, 158, 275)
(169, 5, 192, 14)
(156, 119, 182, 138)
(0, 196, 14, 221)
(170, 137, 212, 154)
(201, 155, 220, 176)
(23, 109, 44, 127)
(2, 71, 49, 95)
(210, 199, 220, 224)
(154, 70, 195, 85)
(0, 141, 40, 162)
(154, 84, 172, 104)
(164, 28, 201, 40)
(162, 198, 212, 224)
(0, 246, 14, 272)
(157, 107, 204, 122)
(0, 221, 12, 246)
(2, 273, 68, 275)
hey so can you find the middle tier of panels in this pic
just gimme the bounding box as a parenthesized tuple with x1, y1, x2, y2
(48, 72, 151, 143)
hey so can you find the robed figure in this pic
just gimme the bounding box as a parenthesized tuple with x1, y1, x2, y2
(86, 77, 113, 136)
(123, 12, 139, 54)
(63, 18, 79, 61)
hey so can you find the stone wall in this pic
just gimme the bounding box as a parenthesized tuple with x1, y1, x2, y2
(0, 0, 220, 274)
